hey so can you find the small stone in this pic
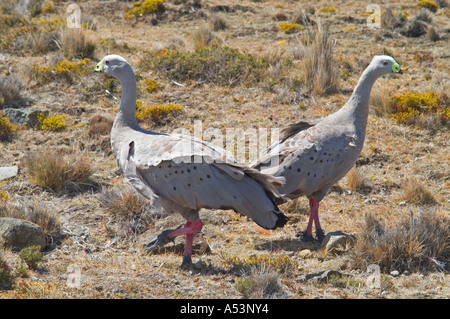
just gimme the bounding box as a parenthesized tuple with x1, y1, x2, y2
(390, 270, 400, 277)
(399, 201, 407, 207)
(0, 166, 18, 181)
(403, 270, 411, 276)
(298, 249, 312, 258)
(321, 231, 356, 255)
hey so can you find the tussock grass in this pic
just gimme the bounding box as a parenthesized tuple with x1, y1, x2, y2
(0, 75, 24, 106)
(346, 167, 364, 191)
(235, 267, 285, 299)
(301, 23, 339, 96)
(98, 188, 154, 242)
(209, 13, 228, 31)
(22, 151, 92, 192)
(350, 210, 449, 272)
(192, 24, 222, 50)
(402, 178, 437, 205)
(58, 28, 95, 59)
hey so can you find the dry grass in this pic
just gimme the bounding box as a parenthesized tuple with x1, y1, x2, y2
(57, 28, 95, 59)
(192, 24, 222, 50)
(22, 151, 93, 192)
(301, 23, 339, 96)
(402, 178, 437, 205)
(235, 267, 285, 299)
(370, 87, 395, 117)
(209, 14, 228, 31)
(346, 167, 364, 191)
(88, 115, 113, 137)
(350, 210, 449, 272)
(0, 75, 24, 106)
(98, 188, 154, 242)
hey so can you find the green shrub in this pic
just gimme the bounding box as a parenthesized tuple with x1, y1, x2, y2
(32, 58, 91, 84)
(0, 111, 18, 141)
(124, 0, 166, 19)
(417, 0, 438, 12)
(389, 91, 449, 126)
(38, 113, 68, 132)
(19, 246, 43, 270)
(0, 255, 15, 290)
(319, 7, 336, 13)
(136, 101, 183, 123)
(278, 23, 303, 34)
(140, 46, 268, 87)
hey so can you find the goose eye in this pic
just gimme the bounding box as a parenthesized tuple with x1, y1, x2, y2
(383, 61, 388, 65)
(105, 61, 109, 65)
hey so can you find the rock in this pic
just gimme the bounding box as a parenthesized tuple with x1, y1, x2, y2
(321, 231, 356, 255)
(298, 249, 313, 259)
(0, 166, 18, 181)
(3, 108, 48, 128)
(0, 217, 46, 251)
(390, 270, 400, 277)
(298, 270, 347, 284)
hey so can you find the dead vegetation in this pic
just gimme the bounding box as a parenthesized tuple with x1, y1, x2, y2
(22, 151, 93, 192)
(350, 210, 449, 273)
(300, 23, 339, 96)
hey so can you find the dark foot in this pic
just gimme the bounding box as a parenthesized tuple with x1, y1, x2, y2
(144, 229, 175, 251)
(316, 229, 326, 241)
(298, 230, 316, 243)
(180, 255, 193, 268)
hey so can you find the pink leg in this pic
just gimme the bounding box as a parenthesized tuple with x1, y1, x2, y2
(309, 198, 325, 239)
(168, 220, 203, 265)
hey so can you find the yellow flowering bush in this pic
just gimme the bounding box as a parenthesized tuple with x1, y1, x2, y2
(38, 113, 68, 131)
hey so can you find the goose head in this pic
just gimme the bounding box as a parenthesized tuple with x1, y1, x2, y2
(95, 55, 133, 79)
(369, 55, 403, 76)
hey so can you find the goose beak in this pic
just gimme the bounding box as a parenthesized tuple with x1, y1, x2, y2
(95, 61, 103, 72)
(392, 62, 403, 74)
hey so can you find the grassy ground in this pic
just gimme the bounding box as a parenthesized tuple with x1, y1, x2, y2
(0, 0, 449, 299)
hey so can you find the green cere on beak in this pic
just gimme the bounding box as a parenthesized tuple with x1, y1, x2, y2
(95, 60, 103, 72)
(392, 62, 402, 74)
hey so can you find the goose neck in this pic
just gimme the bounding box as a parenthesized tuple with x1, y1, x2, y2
(116, 68, 138, 128)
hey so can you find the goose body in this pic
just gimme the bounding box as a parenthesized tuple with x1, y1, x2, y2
(253, 55, 403, 240)
(95, 55, 287, 265)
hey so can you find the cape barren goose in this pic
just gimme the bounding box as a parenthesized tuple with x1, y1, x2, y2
(95, 55, 287, 266)
(253, 55, 403, 241)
